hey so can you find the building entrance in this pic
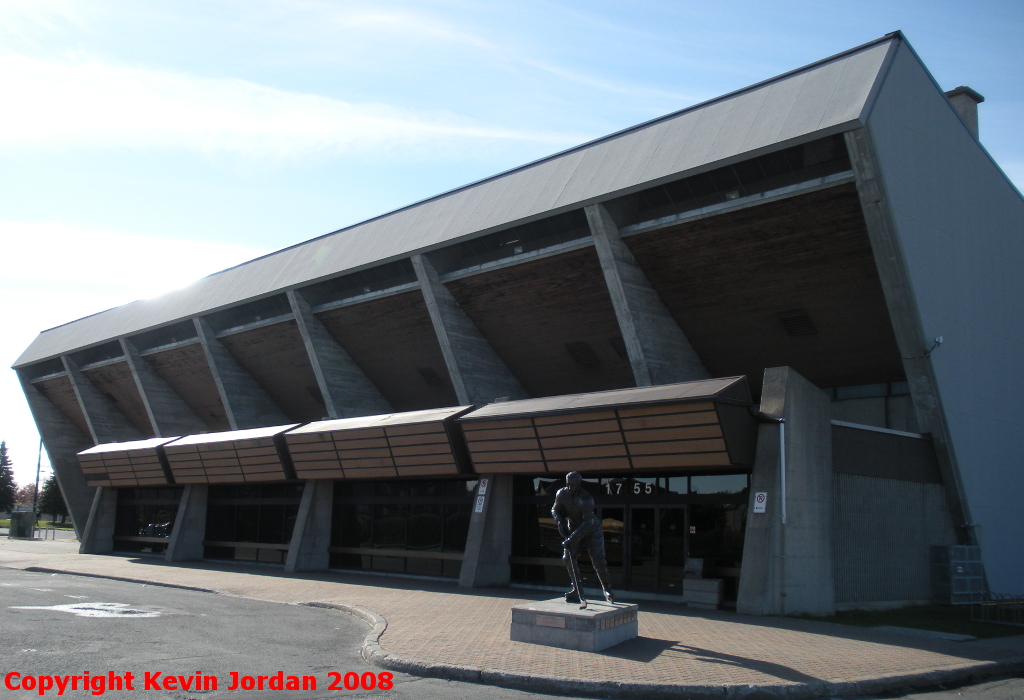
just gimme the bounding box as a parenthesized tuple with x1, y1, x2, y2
(511, 474, 749, 602)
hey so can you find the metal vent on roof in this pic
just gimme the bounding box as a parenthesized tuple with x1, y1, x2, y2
(418, 367, 445, 388)
(566, 342, 600, 366)
(778, 309, 817, 336)
(608, 337, 628, 359)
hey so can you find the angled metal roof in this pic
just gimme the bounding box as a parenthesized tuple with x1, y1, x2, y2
(460, 376, 752, 421)
(78, 436, 180, 455)
(288, 406, 473, 436)
(15, 34, 900, 368)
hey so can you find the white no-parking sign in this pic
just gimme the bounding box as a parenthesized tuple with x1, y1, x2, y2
(753, 491, 768, 514)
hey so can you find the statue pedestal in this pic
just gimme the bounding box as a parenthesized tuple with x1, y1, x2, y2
(510, 598, 639, 652)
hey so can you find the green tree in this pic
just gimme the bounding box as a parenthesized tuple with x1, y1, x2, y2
(0, 442, 16, 513)
(38, 474, 69, 524)
(16, 484, 36, 508)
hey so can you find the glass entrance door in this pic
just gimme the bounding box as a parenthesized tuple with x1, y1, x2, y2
(601, 507, 625, 589)
(658, 506, 687, 595)
(628, 507, 657, 591)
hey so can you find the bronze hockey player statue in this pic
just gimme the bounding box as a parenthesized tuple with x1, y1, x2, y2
(551, 471, 615, 609)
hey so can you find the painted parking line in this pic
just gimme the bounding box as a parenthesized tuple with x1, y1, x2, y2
(10, 602, 161, 618)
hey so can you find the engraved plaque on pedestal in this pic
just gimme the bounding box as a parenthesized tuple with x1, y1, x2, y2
(510, 598, 639, 652)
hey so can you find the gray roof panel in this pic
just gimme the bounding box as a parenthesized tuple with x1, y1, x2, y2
(166, 423, 300, 447)
(601, 117, 675, 194)
(776, 59, 849, 141)
(551, 136, 621, 208)
(14, 36, 897, 368)
(821, 40, 898, 127)
(289, 406, 472, 435)
(79, 436, 180, 455)
(459, 376, 751, 421)
(648, 99, 735, 182)
(703, 84, 770, 165)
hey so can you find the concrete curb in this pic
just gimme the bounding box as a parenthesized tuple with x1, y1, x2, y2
(305, 601, 1024, 700)
(20, 566, 224, 595)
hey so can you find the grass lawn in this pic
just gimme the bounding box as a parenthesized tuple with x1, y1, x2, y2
(0, 518, 74, 529)
(37, 520, 74, 529)
(793, 604, 1023, 639)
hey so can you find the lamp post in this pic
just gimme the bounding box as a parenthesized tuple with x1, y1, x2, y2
(32, 439, 42, 537)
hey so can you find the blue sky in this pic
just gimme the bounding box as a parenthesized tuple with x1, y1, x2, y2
(2, 0, 1022, 486)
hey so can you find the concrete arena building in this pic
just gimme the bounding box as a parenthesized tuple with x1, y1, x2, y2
(13, 32, 1023, 612)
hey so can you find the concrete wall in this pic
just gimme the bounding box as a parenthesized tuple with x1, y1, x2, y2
(17, 373, 95, 539)
(831, 395, 918, 433)
(834, 473, 957, 606)
(737, 366, 835, 615)
(166, 484, 208, 562)
(79, 487, 116, 554)
(460, 474, 513, 587)
(865, 42, 1024, 591)
(284, 479, 333, 573)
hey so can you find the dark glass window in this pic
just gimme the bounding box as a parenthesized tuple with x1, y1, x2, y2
(300, 259, 417, 309)
(429, 210, 591, 275)
(204, 294, 292, 334)
(69, 341, 124, 367)
(613, 134, 852, 230)
(130, 320, 198, 353)
(113, 487, 183, 554)
(26, 358, 65, 380)
(510, 473, 749, 600)
(689, 474, 749, 495)
(329, 479, 476, 578)
(203, 483, 302, 563)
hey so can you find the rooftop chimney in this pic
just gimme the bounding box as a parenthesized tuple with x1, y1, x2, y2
(945, 86, 985, 139)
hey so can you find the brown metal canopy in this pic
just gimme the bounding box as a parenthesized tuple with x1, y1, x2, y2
(458, 376, 757, 475)
(162, 424, 300, 484)
(283, 406, 474, 480)
(77, 436, 180, 487)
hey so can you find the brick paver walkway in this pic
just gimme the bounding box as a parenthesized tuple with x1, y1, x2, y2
(3, 539, 1022, 691)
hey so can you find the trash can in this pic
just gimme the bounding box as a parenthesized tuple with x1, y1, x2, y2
(9, 511, 35, 539)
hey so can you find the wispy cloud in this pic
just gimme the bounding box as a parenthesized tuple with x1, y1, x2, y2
(0, 54, 583, 160)
(1, 220, 268, 300)
(324, 6, 697, 104)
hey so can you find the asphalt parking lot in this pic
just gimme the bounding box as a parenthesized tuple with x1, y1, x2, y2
(0, 568, 586, 700)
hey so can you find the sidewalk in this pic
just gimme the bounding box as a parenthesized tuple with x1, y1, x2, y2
(3, 538, 1022, 699)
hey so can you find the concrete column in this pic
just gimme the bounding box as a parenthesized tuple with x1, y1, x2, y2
(585, 203, 709, 386)
(165, 484, 208, 562)
(17, 372, 95, 540)
(63, 355, 146, 444)
(120, 338, 207, 437)
(193, 317, 290, 430)
(412, 254, 528, 406)
(284, 479, 333, 573)
(78, 486, 117, 554)
(844, 128, 973, 544)
(459, 474, 513, 587)
(737, 366, 835, 616)
(286, 290, 392, 419)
